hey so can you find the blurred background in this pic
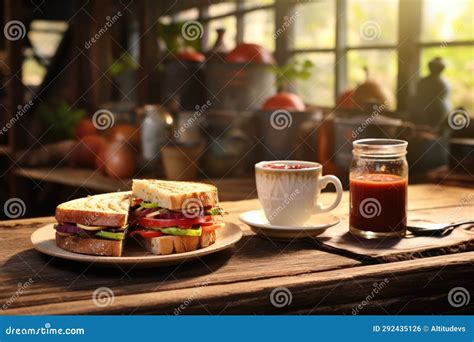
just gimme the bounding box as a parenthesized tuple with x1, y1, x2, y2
(0, 0, 472, 218)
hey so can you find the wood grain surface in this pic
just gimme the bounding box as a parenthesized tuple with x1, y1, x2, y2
(0, 184, 473, 315)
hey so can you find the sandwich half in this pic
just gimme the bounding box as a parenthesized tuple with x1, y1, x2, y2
(54, 191, 131, 257)
(130, 179, 225, 255)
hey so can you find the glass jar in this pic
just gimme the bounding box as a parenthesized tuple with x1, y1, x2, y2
(349, 139, 408, 239)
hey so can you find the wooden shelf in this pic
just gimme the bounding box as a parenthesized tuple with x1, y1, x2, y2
(13, 167, 257, 200)
(14, 167, 132, 192)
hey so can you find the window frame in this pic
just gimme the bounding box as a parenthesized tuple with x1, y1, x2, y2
(171, 0, 474, 112)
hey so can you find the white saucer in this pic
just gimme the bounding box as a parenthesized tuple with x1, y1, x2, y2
(239, 209, 340, 240)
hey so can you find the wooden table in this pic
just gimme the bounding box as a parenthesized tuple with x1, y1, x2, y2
(1, 184, 473, 315)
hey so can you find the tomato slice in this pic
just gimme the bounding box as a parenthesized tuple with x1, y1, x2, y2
(138, 216, 212, 228)
(130, 230, 163, 238)
(132, 198, 143, 206)
(202, 223, 225, 233)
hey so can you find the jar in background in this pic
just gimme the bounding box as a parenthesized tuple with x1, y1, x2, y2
(139, 104, 173, 161)
(349, 139, 408, 239)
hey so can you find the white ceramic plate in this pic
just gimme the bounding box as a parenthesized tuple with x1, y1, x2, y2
(239, 209, 340, 240)
(31, 223, 242, 268)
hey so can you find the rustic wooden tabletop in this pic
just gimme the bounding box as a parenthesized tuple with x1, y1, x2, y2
(1, 184, 473, 315)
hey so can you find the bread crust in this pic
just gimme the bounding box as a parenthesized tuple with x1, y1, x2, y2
(55, 232, 123, 256)
(132, 180, 218, 210)
(55, 191, 130, 227)
(139, 230, 217, 255)
(55, 209, 127, 227)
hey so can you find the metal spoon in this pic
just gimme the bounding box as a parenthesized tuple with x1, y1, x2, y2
(407, 220, 474, 236)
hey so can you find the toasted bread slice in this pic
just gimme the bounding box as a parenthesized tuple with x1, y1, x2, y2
(55, 191, 131, 227)
(132, 179, 218, 210)
(55, 232, 124, 257)
(138, 230, 216, 255)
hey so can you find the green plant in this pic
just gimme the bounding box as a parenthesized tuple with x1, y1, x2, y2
(157, 21, 201, 54)
(38, 101, 86, 142)
(108, 52, 139, 78)
(272, 59, 314, 91)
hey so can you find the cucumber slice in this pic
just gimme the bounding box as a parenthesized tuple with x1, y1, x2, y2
(159, 227, 202, 237)
(140, 201, 160, 209)
(95, 231, 125, 240)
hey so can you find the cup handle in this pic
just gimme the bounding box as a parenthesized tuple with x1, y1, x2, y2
(315, 175, 343, 213)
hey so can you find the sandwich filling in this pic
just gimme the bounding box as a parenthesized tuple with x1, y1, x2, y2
(128, 198, 225, 238)
(54, 223, 127, 240)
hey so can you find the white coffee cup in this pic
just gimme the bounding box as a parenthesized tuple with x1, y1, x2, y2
(255, 160, 343, 226)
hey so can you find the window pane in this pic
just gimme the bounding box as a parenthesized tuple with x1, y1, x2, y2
(174, 8, 199, 22)
(421, 46, 474, 116)
(292, 53, 335, 107)
(28, 20, 67, 59)
(243, 9, 275, 51)
(208, 2, 236, 17)
(23, 55, 46, 86)
(208, 16, 237, 50)
(347, 49, 398, 109)
(28, 32, 64, 59)
(242, 0, 274, 9)
(347, 0, 398, 46)
(293, 1, 335, 49)
(422, 0, 474, 42)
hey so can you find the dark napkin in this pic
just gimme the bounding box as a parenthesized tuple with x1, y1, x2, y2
(314, 206, 474, 262)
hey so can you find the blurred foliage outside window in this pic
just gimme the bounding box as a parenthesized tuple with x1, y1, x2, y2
(292, 1, 335, 50)
(208, 2, 236, 17)
(293, 52, 335, 108)
(421, 0, 474, 117)
(243, 9, 275, 51)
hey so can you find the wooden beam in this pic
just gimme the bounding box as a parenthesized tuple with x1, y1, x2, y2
(4, 0, 25, 152)
(274, 0, 294, 66)
(137, 0, 161, 105)
(334, 0, 347, 99)
(396, 0, 423, 112)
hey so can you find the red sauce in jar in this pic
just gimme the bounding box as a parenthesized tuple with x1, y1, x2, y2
(350, 174, 407, 233)
(262, 163, 308, 170)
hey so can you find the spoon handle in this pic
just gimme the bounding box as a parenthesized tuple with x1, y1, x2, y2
(444, 220, 474, 230)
